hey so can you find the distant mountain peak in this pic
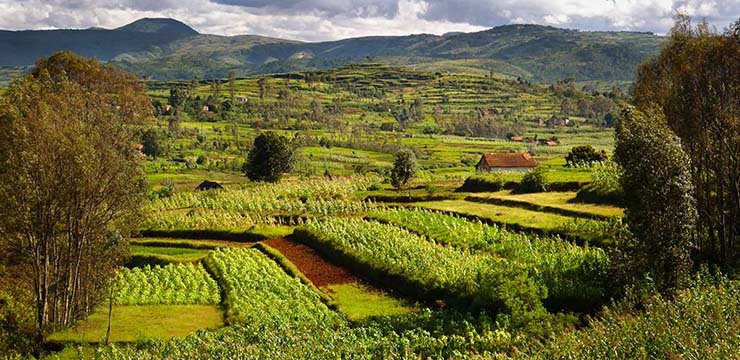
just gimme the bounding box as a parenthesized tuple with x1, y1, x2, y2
(114, 18, 198, 35)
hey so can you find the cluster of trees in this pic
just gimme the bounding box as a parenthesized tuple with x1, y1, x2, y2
(0, 52, 149, 354)
(616, 16, 740, 293)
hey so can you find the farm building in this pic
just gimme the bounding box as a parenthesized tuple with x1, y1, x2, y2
(476, 152, 537, 172)
(195, 180, 224, 191)
(510, 136, 524, 142)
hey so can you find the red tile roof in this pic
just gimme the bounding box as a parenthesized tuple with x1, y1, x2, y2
(478, 153, 537, 168)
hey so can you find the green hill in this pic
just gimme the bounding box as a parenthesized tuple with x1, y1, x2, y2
(0, 18, 663, 83)
(114, 18, 198, 35)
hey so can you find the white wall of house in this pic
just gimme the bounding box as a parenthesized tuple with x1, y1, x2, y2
(481, 167, 534, 172)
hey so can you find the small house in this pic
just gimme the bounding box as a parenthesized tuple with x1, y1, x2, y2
(476, 153, 537, 172)
(547, 117, 570, 127)
(510, 136, 524, 142)
(195, 180, 224, 191)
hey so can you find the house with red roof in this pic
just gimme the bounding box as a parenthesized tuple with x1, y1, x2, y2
(476, 152, 537, 172)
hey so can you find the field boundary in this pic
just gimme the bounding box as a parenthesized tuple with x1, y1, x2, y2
(139, 229, 268, 242)
(406, 204, 590, 245)
(464, 195, 616, 221)
(252, 242, 336, 306)
(290, 229, 481, 311)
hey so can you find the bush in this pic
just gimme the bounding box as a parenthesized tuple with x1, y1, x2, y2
(574, 183, 623, 206)
(456, 173, 504, 192)
(531, 275, 740, 359)
(565, 145, 607, 167)
(514, 167, 548, 194)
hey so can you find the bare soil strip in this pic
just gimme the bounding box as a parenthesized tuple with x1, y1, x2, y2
(263, 237, 359, 287)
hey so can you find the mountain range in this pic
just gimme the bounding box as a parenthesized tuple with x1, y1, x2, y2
(0, 18, 663, 82)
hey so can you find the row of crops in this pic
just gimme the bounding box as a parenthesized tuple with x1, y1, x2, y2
(295, 218, 549, 324)
(96, 245, 519, 359)
(114, 263, 220, 305)
(202, 248, 340, 325)
(145, 176, 378, 212)
(142, 209, 300, 231)
(367, 207, 609, 309)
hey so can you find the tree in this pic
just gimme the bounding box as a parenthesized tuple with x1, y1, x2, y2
(228, 70, 236, 103)
(633, 15, 740, 267)
(565, 145, 608, 167)
(245, 132, 295, 182)
(0, 51, 149, 353)
(615, 106, 697, 292)
(168, 87, 187, 110)
(409, 98, 424, 122)
(141, 129, 163, 159)
(257, 78, 267, 101)
(390, 149, 417, 196)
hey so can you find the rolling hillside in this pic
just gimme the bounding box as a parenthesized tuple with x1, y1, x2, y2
(0, 18, 663, 82)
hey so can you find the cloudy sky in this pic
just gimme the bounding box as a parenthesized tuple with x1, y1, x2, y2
(1, 0, 738, 41)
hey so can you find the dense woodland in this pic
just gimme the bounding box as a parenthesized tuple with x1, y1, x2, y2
(0, 16, 738, 360)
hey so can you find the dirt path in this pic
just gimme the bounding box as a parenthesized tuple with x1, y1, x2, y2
(262, 237, 359, 287)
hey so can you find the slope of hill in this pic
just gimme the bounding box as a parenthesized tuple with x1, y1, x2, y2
(114, 18, 198, 35)
(0, 18, 663, 82)
(0, 19, 199, 66)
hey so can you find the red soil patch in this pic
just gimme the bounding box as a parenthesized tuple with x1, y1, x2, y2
(263, 237, 359, 287)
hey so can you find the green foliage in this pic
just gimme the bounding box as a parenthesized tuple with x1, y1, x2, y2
(298, 218, 549, 327)
(531, 275, 740, 359)
(114, 263, 220, 305)
(574, 161, 623, 205)
(368, 207, 609, 310)
(202, 248, 339, 324)
(245, 132, 295, 182)
(458, 173, 505, 192)
(514, 167, 549, 194)
(0, 51, 149, 349)
(390, 149, 418, 191)
(634, 15, 740, 268)
(565, 145, 607, 167)
(0, 288, 34, 356)
(143, 176, 377, 232)
(141, 128, 164, 158)
(615, 107, 696, 292)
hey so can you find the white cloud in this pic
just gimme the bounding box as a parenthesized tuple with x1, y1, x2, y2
(0, 0, 737, 40)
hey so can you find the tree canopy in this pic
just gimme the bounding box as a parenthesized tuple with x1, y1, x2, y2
(245, 132, 295, 182)
(633, 15, 740, 268)
(615, 106, 697, 292)
(0, 51, 150, 352)
(390, 149, 418, 193)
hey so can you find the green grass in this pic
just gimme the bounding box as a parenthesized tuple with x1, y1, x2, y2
(247, 225, 295, 239)
(415, 199, 573, 232)
(47, 305, 223, 343)
(130, 245, 210, 263)
(129, 237, 224, 249)
(477, 191, 623, 218)
(324, 283, 415, 321)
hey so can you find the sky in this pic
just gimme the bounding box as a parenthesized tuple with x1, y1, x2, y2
(1, 0, 738, 41)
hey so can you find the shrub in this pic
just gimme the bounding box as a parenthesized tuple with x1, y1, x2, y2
(514, 167, 548, 194)
(565, 145, 607, 167)
(456, 173, 504, 192)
